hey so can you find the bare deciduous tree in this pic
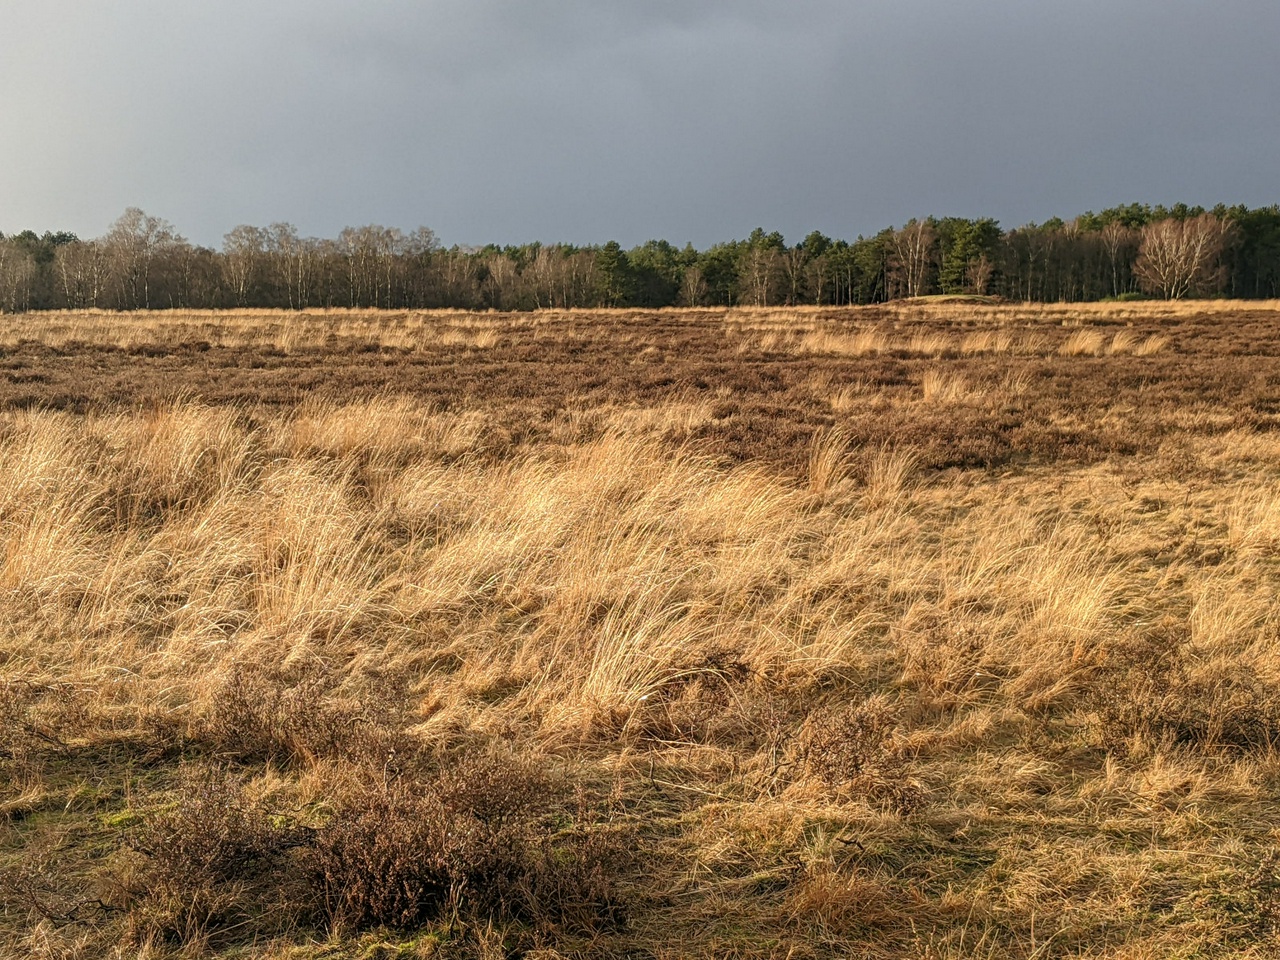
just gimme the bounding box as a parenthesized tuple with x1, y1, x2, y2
(1135, 214, 1235, 300)
(527, 246, 561, 309)
(266, 223, 318, 309)
(888, 220, 936, 298)
(56, 241, 111, 309)
(742, 246, 782, 306)
(964, 255, 994, 295)
(678, 264, 708, 306)
(0, 240, 36, 312)
(1100, 221, 1137, 298)
(339, 225, 416, 307)
(482, 254, 519, 309)
(433, 247, 483, 308)
(103, 208, 180, 309)
(223, 225, 267, 306)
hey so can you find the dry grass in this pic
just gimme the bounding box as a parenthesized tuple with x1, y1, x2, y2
(791, 327, 1032, 359)
(0, 307, 529, 354)
(1058, 327, 1109, 356)
(1056, 328, 1170, 358)
(3, 304, 1280, 958)
(920, 368, 976, 403)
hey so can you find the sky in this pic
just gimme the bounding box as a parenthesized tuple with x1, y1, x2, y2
(2, 1, 1278, 250)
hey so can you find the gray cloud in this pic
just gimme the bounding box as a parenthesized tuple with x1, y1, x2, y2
(2, 0, 1277, 247)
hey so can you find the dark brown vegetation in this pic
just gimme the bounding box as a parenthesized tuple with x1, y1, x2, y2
(3, 302, 1280, 958)
(1, 301, 1279, 476)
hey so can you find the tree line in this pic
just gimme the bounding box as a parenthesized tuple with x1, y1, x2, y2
(2, 202, 1279, 312)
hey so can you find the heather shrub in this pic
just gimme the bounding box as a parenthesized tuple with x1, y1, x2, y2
(0, 679, 84, 759)
(312, 751, 630, 936)
(195, 664, 408, 768)
(794, 696, 922, 813)
(1093, 621, 1280, 754)
(119, 764, 303, 947)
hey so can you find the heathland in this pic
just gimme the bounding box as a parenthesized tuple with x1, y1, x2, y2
(3, 301, 1280, 958)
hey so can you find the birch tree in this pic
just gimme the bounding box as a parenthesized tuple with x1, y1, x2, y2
(103, 208, 180, 309)
(223, 225, 267, 306)
(888, 219, 936, 298)
(1135, 214, 1234, 300)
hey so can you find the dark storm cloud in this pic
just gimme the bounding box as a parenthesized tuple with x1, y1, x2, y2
(2, 1, 1278, 247)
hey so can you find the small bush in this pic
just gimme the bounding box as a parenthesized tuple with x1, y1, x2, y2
(312, 752, 630, 936)
(120, 764, 302, 947)
(0, 679, 83, 759)
(436, 748, 550, 831)
(519, 822, 632, 933)
(0, 840, 110, 937)
(196, 665, 407, 768)
(311, 751, 547, 932)
(311, 776, 469, 932)
(1091, 624, 1184, 753)
(1244, 849, 1280, 940)
(1093, 621, 1280, 754)
(112, 748, 630, 946)
(601, 649, 754, 745)
(794, 696, 922, 813)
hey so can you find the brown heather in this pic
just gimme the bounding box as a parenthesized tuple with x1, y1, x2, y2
(2, 302, 1280, 957)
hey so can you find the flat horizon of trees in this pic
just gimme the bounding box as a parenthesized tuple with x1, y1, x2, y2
(2, 202, 1279, 313)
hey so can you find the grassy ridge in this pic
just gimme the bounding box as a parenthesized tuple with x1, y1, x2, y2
(3, 304, 1280, 957)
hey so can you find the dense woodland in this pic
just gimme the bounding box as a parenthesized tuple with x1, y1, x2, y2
(2, 203, 1279, 312)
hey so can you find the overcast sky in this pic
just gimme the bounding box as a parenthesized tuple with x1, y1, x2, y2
(3, 1, 1278, 249)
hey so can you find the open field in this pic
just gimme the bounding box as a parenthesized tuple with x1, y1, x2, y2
(4, 302, 1280, 958)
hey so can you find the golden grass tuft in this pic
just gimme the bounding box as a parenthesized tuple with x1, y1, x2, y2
(1059, 327, 1109, 356)
(920, 368, 975, 403)
(1132, 332, 1170, 356)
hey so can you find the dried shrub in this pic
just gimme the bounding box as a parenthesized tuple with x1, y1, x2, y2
(311, 776, 471, 932)
(436, 748, 550, 831)
(605, 649, 755, 746)
(898, 610, 1005, 706)
(518, 821, 632, 933)
(312, 751, 630, 936)
(794, 696, 922, 813)
(119, 764, 303, 947)
(195, 665, 407, 768)
(0, 839, 116, 936)
(0, 680, 84, 759)
(1176, 667, 1280, 751)
(1093, 621, 1280, 754)
(1247, 849, 1280, 939)
(109, 747, 629, 946)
